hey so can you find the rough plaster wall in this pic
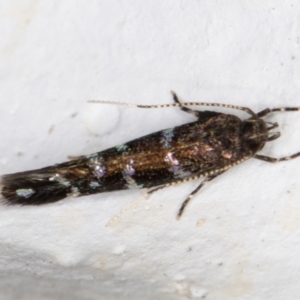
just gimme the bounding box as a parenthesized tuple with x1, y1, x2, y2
(0, 1, 300, 299)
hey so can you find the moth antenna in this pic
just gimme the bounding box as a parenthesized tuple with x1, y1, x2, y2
(88, 100, 138, 107)
(89, 91, 256, 116)
(257, 107, 300, 117)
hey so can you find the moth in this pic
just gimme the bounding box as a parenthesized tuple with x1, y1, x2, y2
(1, 92, 300, 219)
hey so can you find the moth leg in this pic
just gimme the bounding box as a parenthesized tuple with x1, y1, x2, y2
(147, 185, 168, 195)
(267, 122, 279, 131)
(177, 172, 225, 220)
(267, 132, 280, 141)
(255, 152, 300, 163)
(171, 91, 200, 117)
(171, 91, 221, 120)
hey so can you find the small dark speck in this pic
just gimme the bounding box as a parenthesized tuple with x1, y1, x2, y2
(218, 262, 223, 266)
(71, 112, 78, 118)
(292, 56, 296, 60)
(48, 125, 55, 134)
(17, 152, 24, 157)
(187, 247, 192, 252)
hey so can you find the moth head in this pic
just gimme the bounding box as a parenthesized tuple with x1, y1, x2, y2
(242, 118, 269, 152)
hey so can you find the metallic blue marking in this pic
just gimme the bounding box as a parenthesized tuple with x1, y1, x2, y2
(116, 144, 128, 152)
(89, 181, 101, 189)
(16, 188, 35, 198)
(160, 128, 174, 149)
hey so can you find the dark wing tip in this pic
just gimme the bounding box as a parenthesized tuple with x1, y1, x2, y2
(0, 172, 69, 206)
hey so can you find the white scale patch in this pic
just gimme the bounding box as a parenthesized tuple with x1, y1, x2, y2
(49, 174, 71, 186)
(88, 155, 106, 178)
(122, 159, 143, 189)
(16, 188, 35, 198)
(165, 152, 192, 179)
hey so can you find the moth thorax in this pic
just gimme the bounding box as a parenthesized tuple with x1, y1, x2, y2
(242, 118, 268, 153)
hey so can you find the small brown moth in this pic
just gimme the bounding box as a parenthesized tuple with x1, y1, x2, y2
(1, 92, 300, 219)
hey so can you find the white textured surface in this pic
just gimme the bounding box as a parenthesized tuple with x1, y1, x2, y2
(0, 1, 300, 299)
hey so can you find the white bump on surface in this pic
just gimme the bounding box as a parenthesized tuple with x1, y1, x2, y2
(112, 245, 126, 256)
(82, 104, 120, 137)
